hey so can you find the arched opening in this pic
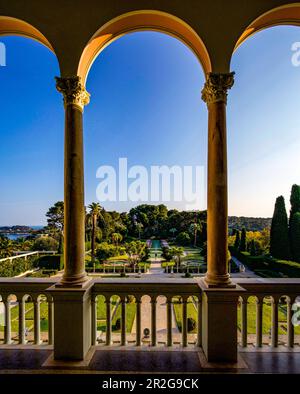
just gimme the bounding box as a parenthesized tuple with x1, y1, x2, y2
(228, 20, 300, 272)
(0, 16, 54, 51)
(234, 4, 300, 53)
(78, 10, 211, 85)
(0, 18, 61, 227)
(82, 28, 207, 222)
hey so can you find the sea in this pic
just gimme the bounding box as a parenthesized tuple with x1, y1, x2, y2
(1, 226, 44, 240)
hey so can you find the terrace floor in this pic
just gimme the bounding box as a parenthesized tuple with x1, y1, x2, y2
(0, 346, 300, 374)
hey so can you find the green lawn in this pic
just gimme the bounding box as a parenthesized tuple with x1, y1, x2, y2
(237, 297, 300, 335)
(0, 300, 49, 334)
(96, 295, 118, 319)
(172, 296, 198, 333)
(96, 299, 136, 333)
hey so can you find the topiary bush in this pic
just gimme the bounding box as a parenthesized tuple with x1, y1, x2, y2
(187, 317, 196, 332)
(114, 318, 121, 331)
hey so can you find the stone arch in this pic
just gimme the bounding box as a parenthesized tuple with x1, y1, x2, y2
(233, 3, 300, 55)
(0, 15, 55, 52)
(77, 10, 211, 85)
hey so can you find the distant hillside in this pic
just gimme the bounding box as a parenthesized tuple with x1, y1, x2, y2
(228, 216, 271, 232)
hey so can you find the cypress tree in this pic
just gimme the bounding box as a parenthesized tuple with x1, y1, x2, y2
(290, 212, 300, 262)
(270, 196, 290, 259)
(234, 231, 240, 250)
(240, 227, 247, 252)
(290, 184, 300, 218)
(250, 239, 256, 256)
(289, 184, 300, 261)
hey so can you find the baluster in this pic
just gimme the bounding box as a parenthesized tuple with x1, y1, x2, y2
(105, 298, 111, 345)
(48, 299, 54, 345)
(241, 298, 248, 348)
(287, 297, 294, 348)
(197, 297, 202, 347)
(182, 298, 188, 347)
(91, 297, 97, 346)
(256, 298, 263, 348)
(166, 298, 172, 347)
(121, 296, 126, 346)
(19, 297, 26, 345)
(4, 298, 11, 345)
(271, 298, 279, 348)
(34, 299, 41, 345)
(151, 297, 157, 346)
(136, 297, 141, 346)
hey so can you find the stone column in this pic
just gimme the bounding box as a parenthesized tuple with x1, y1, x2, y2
(34, 299, 41, 345)
(106, 298, 112, 346)
(121, 296, 127, 346)
(287, 297, 294, 348)
(55, 76, 90, 287)
(48, 299, 54, 346)
(166, 299, 172, 347)
(202, 73, 234, 288)
(91, 297, 97, 346)
(151, 297, 157, 346)
(182, 298, 188, 347)
(4, 299, 11, 345)
(18, 298, 26, 345)
(136, 297, 142, 346)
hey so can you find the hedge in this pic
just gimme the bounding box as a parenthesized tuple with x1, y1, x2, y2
(230, 246, 300, 277)
(37, 255, 63, 270)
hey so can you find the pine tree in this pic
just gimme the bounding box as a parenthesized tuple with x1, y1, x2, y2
(270, 196, 290, 259)
(290, 212, 300, 262)
(234, 231, 240, 250)
(240, 228, 247, 251)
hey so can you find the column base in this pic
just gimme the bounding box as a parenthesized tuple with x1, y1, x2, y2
(46, 281, 93, 360)
(204, 273, 236, 288)
(56, 272, 90, 288)
(199, 279, 245, 363)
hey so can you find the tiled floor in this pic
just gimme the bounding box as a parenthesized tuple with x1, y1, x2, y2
(0, 348, 300, 374)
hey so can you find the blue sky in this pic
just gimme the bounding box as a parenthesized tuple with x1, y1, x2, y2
(0, 27, 300, 225)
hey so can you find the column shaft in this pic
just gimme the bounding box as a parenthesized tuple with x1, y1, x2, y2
(19, 299, 26, 345)
(4, 300, 11, 344)
(91, 298, 97, 346)
(167, 300, 172, 347)
(106, 300, 112, 346)
(121, 298, 126, 346)
(151, 300, 157, 346)
(34, 300, 41, 345)
(136, 299, 141, 346)
(202, 73, 234, 287)
(48, 300, 54, 345)
(256, 300, 263, 348)
(271, 299, 278, 348)
(56, 76, 89, 286)
(182, 300, 188, 347)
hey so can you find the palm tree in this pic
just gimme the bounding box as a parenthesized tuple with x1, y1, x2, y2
(87, 203, 102, 271)
(136, 223, 143, 239)
(169, 246, 184, 272)
(169, 228, 177, 239)
(189, 223, 202, 247)
(111, 232, 123, 247)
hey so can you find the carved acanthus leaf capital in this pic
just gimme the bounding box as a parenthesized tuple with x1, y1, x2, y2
(55, 76, 90, 110)
(201, 72, 235, 105)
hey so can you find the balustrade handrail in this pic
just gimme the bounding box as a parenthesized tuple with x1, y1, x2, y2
(0, 250, 58, 263)
(235, 278, 300, 297)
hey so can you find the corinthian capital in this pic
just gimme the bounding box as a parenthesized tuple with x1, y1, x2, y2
(55, 76, 90, 110)
(201, 72, 235, 105)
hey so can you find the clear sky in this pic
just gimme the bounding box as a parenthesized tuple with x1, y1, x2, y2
(0, 26, 300, 225)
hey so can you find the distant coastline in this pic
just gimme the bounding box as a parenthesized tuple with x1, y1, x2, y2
(0, 225, 44, 240)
